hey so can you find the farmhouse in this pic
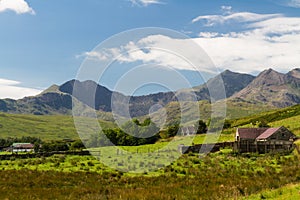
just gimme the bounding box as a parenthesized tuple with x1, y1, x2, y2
(234, 126, 297, 153)
(11, 143, 34, 153)
(181, 126, 196, 136)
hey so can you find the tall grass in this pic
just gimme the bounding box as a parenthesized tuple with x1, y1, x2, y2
(0, 151, 299, 199)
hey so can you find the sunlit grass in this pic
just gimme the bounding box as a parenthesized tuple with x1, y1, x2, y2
(241, 183, 300, 200)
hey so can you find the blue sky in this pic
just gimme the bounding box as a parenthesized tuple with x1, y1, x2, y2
(0, 0, 300, 98)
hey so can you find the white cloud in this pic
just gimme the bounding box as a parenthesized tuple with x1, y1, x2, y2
(0, 78, 41, 99)
(198, 32, 219, 38)
(193, 16, 300, 73)
(82, 35, 217, 74)
(0, 0, 35, 15)
(80, 9, 300, 75)
(287, 0, 300, 8)
(129, 0, 164, 7)
(192, 12, 282, 26)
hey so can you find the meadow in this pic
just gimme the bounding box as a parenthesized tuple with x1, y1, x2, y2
(243, 183, 300, 200)
(0, 113, 116, 140)
(1, 104, 300, 199)
(0, 149, 299, 199)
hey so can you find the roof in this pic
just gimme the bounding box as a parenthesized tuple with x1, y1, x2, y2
(181, 126, 196, 134)
(237, 128, 268, 139)
(256, 127, 281, 140)
(236, 126, 292, 140)
(12, 143, 34, 149)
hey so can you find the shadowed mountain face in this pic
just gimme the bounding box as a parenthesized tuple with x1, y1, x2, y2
(191, 70, 255, 101)
(232, 68, 300, 107)
(59, 79, 116, 112)
(0, 68, 299, 117)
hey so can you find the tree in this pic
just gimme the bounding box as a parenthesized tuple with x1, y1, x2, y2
(132, 118, 141, 126)
(166, 123, 180, 137)
(34, 142, 40, 153)
(223, 120, 231, 129)
(196, 120, 207, 134)
(70, 140, 85, 150)
(258, 120, 270, 128)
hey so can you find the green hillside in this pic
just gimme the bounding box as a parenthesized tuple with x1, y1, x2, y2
(230, 104, 300, 136)
(148, 99, 273, 127)
(0, 113, 116, 141)
(1, 103, 300, 141)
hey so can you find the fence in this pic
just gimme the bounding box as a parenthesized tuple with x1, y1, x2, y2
(178, 142, 234, 154)
(0, 150, 91, 160)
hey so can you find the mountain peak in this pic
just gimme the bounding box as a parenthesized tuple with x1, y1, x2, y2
(251, 68, 285, 86)
(232, 68, 300, 107)
(288, 68, 300, 79)
(222, 69, 233, 74)
(40, 84, 61, 95)
(260, 68, 278, 75)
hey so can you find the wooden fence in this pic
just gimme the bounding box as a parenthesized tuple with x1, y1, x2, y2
(178, 142, 234, 154)
(0, 150, 91, 160)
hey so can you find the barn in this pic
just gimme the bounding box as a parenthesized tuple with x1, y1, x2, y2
(11, 143, 34, 153)
(234, 126, 297, 153)
(181, 126, 196, 136)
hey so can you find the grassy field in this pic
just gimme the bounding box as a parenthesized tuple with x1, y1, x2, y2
(242, 183, 300, 200)
(0, 149, 299, 199)
(1, 104, 300, 199)
(0, 103, 298, 142)
(270, 115, 300, 136)
(228, 104, 300, 137)
(0, 112, 116, 140)
(231, 104, 300, 127)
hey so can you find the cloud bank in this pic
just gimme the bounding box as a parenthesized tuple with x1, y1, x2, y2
(80, 9, 300, 75)
(191, 12, 282, 26)
(0, 78, 41, 99)
(0, 0, 35, 15)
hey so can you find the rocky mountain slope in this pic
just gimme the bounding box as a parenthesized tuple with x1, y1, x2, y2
(1, 68, 299, 117)
(232, 68, 300, 107)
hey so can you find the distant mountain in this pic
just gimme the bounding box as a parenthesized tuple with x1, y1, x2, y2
(190, 70, 255, 100)
(232, 68, 300, 107)
(0, 92, 73, 115)
(1, 68, 298, 117)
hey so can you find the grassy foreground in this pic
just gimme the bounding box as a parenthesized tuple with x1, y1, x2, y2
(0, 148, 300, 199)
(242, 183, 300, 200)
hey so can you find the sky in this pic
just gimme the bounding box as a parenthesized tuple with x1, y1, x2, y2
(0, 0, 300, 99)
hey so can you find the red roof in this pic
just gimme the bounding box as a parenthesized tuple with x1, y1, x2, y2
(237, 128, 268, 139)
(237, 127, 288, 140)
(13, 143, 34, 149)
(256, 127, 281, 140)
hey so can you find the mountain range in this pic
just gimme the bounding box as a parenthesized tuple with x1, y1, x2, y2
(0, 68, 299, 118)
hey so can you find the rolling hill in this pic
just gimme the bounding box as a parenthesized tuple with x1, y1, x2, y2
(1, 103, 300, 141)
(0, 112, 116, 141)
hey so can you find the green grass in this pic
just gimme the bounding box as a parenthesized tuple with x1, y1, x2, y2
(231, 104, 300, 128)
(0, 150, 299, 199)
(270, 115, 300, 136)
(241, 183, 300, 200)
(0, 112, 116, 141)
(149, 100, 272, 127)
